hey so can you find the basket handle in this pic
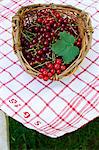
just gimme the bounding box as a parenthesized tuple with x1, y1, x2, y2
(12, 15, 21, 52)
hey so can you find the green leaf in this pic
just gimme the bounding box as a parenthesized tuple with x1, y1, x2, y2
(62, 46, 79, 64)
(51, 31, 80, 64)
(51, 39, 66, 54)
(60, 31, 76, 45)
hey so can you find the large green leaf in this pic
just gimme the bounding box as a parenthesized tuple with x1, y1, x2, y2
(51, 31, 80, 64)
(51, 39, 66, 54)
(62, 46, 79, 64)
(60, 31, 76, 45)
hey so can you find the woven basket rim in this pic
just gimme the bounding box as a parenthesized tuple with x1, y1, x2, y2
(12, 4, 93, 80)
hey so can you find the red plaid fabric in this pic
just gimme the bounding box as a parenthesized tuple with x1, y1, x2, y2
(0, 0, 99, 138)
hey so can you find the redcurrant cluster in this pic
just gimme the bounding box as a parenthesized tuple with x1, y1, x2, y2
(38, 58, 66, 81)
(21, 8, 82, 81)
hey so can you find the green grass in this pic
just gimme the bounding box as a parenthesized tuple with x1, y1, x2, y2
(9, 117, 99, 150)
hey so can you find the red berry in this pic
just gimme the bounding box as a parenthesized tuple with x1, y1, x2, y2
(57, 22, 61, 27)
(35, 56, 40, 62)
(40, 68, 46, 72)
(34, 27, 39, 32)
(44, 20, 49, 24)
(48, 72, 53, 77)
(55, 59, 62, 65)
(37, 12, 42, 17)
(54, 64, 60, 70)
(43, 47, 49, 53)
(51, 32, 55, 36)
(26, 54, 31, 59)
(46, 17, 50, 21)
(37, 50, 43, 55)
(57, 69, 61, 75)
(37, 32, 41, 36)
(40, 28, 44, 32)
(51, 10, 55, 14)
(76, 41, 81, 47)
(48, 37, 52, 41)
(78, 38, 82, 42)
(61, 65, 66, 71)
(58, 18, 63, 23)
(44, 28, 47, 32)
(53, 23, 57, 29)
(46, 26, 51, 31)
(49, 19, 54, 25)
(51, 69, 55, 75)
(43, 70, 48, 76)
(38, 74, 43, 79)
(60, 27, 64, 31)
(43, 76, 49, 81)
(45, 33, 50, 38)
(37, 18, 43, 23)
(39, 39, 44, 45)
(32, 57, 35, 61)
(30, 44, 33, 48)
(40, 57, 45, 62)
(63, 18, 68, 24)
(56, 13, 61, 19)
(44, 40, 49, 46)
(61, 24, 65, 28)
(29, 62, 34, 66)
(33, 39, 37, 44)
(47, 63, 53, 69)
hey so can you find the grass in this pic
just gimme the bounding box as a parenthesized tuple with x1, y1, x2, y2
(9, 117, 99, 150)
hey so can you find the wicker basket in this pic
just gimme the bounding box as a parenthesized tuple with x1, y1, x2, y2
(12, 4, 93, 80)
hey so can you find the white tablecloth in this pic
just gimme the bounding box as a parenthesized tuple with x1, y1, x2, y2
(0, 0, 99, 138)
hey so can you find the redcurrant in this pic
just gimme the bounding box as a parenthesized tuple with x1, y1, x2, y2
(54, 64, 60, 70)
(43, 76, 49, 81)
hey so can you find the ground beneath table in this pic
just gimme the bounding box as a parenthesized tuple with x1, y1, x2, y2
(9, 117, 99, 150)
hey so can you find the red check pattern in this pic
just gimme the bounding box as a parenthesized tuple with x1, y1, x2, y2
(0, 0, 99, 138)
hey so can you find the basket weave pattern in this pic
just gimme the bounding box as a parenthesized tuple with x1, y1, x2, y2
(12, 4, 93, 80)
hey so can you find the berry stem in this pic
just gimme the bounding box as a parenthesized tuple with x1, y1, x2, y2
(70, 26, 78, 35)
(24, 30, 36, 36)
(67, 24, 78, 27)
(32, 22, 41, 27)
(27, 48, 37, 52)
(34, 61, 52, 69)
(52, 52, 55, 62)
(22, 32, 32, 42)
(51, 3, 55, 8)
(55, 27, 61, 32)
(49, 10, 57, 22)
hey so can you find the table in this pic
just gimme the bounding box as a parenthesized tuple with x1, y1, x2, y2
(0, 110, 9, 150)
(0, 0, 99, 138)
